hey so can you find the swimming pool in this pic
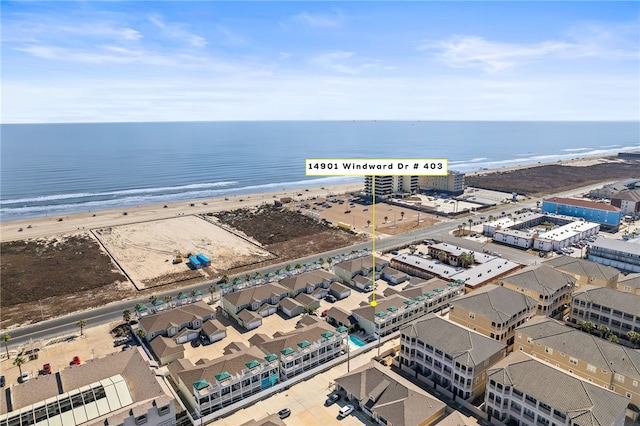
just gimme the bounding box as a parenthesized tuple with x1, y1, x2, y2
(349, 335, 366, 347)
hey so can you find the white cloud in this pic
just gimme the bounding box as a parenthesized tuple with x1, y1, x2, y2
(148, 14, 207, 47)
(310, 51, 377, 75)
(293, 11, 344, 28)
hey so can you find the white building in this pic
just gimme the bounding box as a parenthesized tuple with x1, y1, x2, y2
(364, 175, 419, 198)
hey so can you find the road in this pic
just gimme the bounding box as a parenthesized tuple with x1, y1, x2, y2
(3, 181, 607, 350)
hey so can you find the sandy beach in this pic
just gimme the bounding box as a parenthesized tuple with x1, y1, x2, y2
(0, 182, 363, 243)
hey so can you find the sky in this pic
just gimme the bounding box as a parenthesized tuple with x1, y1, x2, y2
(1, 1, 639, 123)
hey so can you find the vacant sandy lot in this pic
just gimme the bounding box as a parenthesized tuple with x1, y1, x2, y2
(94, 215, 275, 289)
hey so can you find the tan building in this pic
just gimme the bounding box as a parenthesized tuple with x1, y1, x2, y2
(499, 266, 575, 318)
(448, 284, 537, 349)
(617, 275, 640, 295)
(543, 256, 620, 289)
(515, 316, 640, 407)
(486, 351, 629, 426)
(399, 314, 507, 401)
(335, 361, 447, 426)
(333, 255, 388, 286)
(419, 170, 465, 195)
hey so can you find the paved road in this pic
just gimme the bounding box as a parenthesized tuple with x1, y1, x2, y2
(3, 181, 607, 350)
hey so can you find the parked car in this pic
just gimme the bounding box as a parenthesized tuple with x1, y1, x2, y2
(363, 285, 373, 292)
(20, 371, 30, 383)
(0, 376, 5, 387)
(325, 394, 340, 406)
(338, 404, 354, 419)
(70, 356, 81, 365)
(325, 295, 337, 303)
(277, 408, 291, 419)
(42, 363, 51, 375)
(321, 309, 329, 317)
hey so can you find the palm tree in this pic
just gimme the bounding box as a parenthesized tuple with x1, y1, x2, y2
(286, 264, 293, 271)
(457, 224, 462, 237)
(578, 320, 596, 335)
(177, 291, 184, 301)
(164, 295, 173, 307)
(327, 258, 333, 267)
(13, 356, 25, 378)
(233, 277, 242, 285)
(366, 220, 371, 228)
(295, 263, 302, 270)
(488, 215, 494, 222)
(191, 289, 199, 299)
(468, 218, 473, 231)
(597, 324, 610, 339)
(608, 334, 619, 344)
(136, 328, 146, 339)
(384, 216, 388, 224)
(220, 275, 229, 284)
(1, 333, 10, 359)
(208, 285, 215, 301)
(122, 310, 131, 324)
(318, 257, 324, 265)
(149, 295, 158, 305)
(437, 250, 447, 263)
(76, 319, 87, 336)
(627, 331, 640, 348)
(302, 305, 317, 316)
(400, 211, 405, 221)
(245, 273, 252, 282)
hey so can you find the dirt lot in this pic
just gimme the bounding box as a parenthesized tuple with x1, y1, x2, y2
(465, 157, 640, 196)
(1, 208, 366, 329)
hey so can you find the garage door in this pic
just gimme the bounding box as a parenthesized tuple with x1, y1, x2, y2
(260, 306, 277, 317)
(176, 331, 200, 344)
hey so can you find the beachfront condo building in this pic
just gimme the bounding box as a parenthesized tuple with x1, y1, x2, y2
(364, 175, 419, 199)
(448, 284, 537, 349)
(419, 170, 465, 195)
(485, 351, 630, 426)
(515, 316, 640, 407)
(398, 314, 507, 401)
(543, 256, 620, 289)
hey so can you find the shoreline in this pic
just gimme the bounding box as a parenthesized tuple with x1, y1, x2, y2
(0, 182, 364, 243)
(0, 153, 624, 243)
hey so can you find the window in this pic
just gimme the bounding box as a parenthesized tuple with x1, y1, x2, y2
(633, 380, 638, 387)
(135, 415, 148, 425)
(545, 347, 553, 355)
(469, 312, 475, 319)
(159, 405, 170, 416)
(587, 364, 596, 373)
(614, 373, 625, 383)
(569, 357, 578, 365)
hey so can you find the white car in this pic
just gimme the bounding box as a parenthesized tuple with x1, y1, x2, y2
(20, 371, 29, 383)
(338, 404, 354, 419)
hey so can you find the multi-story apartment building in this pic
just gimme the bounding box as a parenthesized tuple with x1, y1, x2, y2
(588, 236, 640, 273)
(168, 342, 279, 417)
(248, 317, 348, 380)
(419, 170, 465, 195)
(364, 175, 419, 198)
(138, 301, 217, 343)
(543, 256, 619, 289)
(277, 269, 338, 297)
(542, 196, 622, 231)
(221, 283, 289, 327)
(399, 314, 507, 401)
(516, 316, 640, 407)
(335, 361, 447, 426)
(485, 351, 629, 426)
(352, 281, 464, 337)
(448, 284, 537, 348)
(333, 255, 388, 286)
(611, 189, 640, 215)
(499, 266, 575, 318)
(568, 285, 640, 337)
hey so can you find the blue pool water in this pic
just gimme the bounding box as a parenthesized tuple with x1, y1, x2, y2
(349, 335, 366, 347)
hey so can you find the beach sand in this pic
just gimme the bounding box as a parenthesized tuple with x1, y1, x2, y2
(0, 182, 363, 243)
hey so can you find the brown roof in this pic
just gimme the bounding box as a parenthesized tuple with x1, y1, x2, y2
(201, 319, 226, 336)
(611, 189, 640, 202)
(149, 335, 184, 358)
(139, 301, 215, 335)
(223, 283, 289, 307)
(545, 196, 621, 212)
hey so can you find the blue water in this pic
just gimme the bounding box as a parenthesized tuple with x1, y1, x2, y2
(1, 121, 638, 221)
(349, 335, 367, 347)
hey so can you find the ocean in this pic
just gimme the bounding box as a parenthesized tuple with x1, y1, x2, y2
(1, 121, 638, 221)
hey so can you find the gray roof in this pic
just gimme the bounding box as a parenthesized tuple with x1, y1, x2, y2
(201, 319, 226, 336)
(139, 301, 215, 334)
(352, 294, 411, 323)
(334, 255, 388, 273)
(4, 347, 170, 414)
(618, 274, 640, 289)
(325, 306, 357, 327)
(572, 285, 640, 317)
(278, 269, 336, 292)
(250, 320, 339, 356)
(335, 362, 446, 426)
(238, 309, 261, 323)
(450, 285, 537, 323)
(590, 236, 640, 256)
(611, 189, 640, 202)
(329, 282, 350, 293)
(543, 256, 620, 282)
(488, 351, 629, 426)
(223, 283, 289, 307)
(149, 335, 184, 359)
(517, 316, 640, 380)
(279, 297, 303, 311)
(435, 411, 479, 426)
(501, 265, 575, 296)
(401, 314, 506, 368)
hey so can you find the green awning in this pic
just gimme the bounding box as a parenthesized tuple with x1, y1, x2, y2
(177, 293, 188, 299)
(152, 300, 164, 306)
(245, 360, 260, 369)
(434, 288, 443, 293)
(336, 326, 348, 333)
(281, 347, 294, 355)
(265, 354, 278, 362)
(193, 379, 210, 390)
(135, 305, 147, 312)
(415, 296, 425, 301)
(192, 290, 202, 296)
(425, 292, 434, 297)
(220, 284, 230, 289)
(375, 312, 386, 318)
(404, 299, 415, 305)
(387, 306, 398, 312)
(215, 371, 230, 381)
(297, 340, 311, 348)
(321, 331, 334, 339)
